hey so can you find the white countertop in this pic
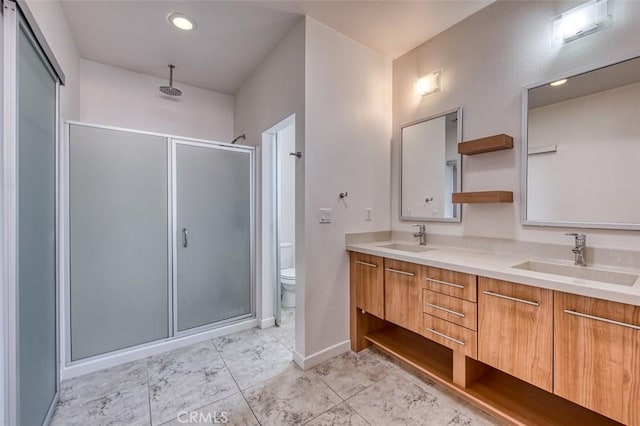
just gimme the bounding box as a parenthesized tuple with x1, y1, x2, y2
(346, 240, 640, 307)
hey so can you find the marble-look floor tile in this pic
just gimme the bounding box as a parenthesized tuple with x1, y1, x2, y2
(158, 392, 258, 426)
(244, 368, 342, 426)
(280, 308, 295, 326)
(51, 383, 150, 426)
(223, 338, 296, 390)
(148, 342, 239, 425)
(313, 350, 390, 399)
(348, 373, 498, 426)
(269, 324, 295, 352)
(307, 402, 368, 426)
(59, 359, 148, 405)
(365, 347, 500, 424)
(212, 327, 279, 357)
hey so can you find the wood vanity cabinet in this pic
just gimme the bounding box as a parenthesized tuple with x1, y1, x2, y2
(478, 277, 553, 392)
(554, 292, 640, 426)
(349, 252, 384, 319)
(384, 259, 422, 334)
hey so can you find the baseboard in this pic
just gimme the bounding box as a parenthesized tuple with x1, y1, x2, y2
(292, 340, 350, 370)
(61, 319, 258, 380)
(260, 317, 275, 329)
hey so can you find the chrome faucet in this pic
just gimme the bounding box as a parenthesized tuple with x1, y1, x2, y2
(413, 224, 427, 246)
(565, 233, 587, 266)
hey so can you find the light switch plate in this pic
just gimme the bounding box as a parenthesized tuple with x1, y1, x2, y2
(365, 208, 373, 221)
(319, 208, 332, 223)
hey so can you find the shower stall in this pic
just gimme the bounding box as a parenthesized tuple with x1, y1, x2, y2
(66, 122, 255, 364)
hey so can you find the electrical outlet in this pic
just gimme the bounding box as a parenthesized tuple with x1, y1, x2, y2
(319, 208, 332, 223)
(365, 208, 373, 221)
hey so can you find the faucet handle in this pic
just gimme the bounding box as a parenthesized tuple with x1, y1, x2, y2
(412, 224, 426, 231)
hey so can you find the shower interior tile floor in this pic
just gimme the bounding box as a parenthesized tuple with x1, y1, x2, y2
(51, 308, 500, 425)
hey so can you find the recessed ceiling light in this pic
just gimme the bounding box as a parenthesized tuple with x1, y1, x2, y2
(168, 13, 196, 31)
(550, 79, 568, 87)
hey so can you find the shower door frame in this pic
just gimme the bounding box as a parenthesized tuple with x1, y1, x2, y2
(62, 122, 256, 374)
(171, 138, 257, 338)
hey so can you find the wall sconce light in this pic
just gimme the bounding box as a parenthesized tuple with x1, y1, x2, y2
(553, 0, 610, 43)
(415, 68, 442, 97)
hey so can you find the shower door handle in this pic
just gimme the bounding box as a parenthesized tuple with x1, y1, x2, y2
(182, 228, 188, 248)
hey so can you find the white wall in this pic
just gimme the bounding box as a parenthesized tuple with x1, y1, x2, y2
(79, 60, 234, 142)
(234, 19, 306, 351)
(304, 17, 392, 358)
(392, 0, 640, 250)
(528, 82, 640, 224)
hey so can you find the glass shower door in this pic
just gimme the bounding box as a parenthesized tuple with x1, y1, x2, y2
(16, 18, 58, 425)
(174, 141, 254, 332)
(69, 125, 170, 360)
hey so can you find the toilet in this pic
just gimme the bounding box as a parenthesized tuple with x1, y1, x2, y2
(280, 242, 296, 308)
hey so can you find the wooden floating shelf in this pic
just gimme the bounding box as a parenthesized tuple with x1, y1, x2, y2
(458, 134, 513, 155)
(365, 326, 621, 426)
(452, 191, 513, 204)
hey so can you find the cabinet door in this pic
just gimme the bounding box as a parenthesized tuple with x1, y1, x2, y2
(478, 278, 553, 392)
(350, 252, 384, 319)
(385, 259, 422, 333)
(555, 292, 640, 425)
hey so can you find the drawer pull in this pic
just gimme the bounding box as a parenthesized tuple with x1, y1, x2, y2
(425, 302, 465, 318)
(385, 268, 415, 277)
(425, 328, 466, 346)
(564, 309, 640, 330)
(483, 291, 540, 307)
(426, 278, 464, 289)
(355, 260, 377, 268)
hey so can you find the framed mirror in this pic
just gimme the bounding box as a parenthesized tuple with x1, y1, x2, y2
(522, 56, 640, 230)
(400, 108, 462, 222)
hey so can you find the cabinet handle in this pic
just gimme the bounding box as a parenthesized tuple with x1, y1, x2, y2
(426, 278, 464, 289)
(385, 268, 415, 277)
(355, 260, 377, 268)
(483, 291, 539, 307)
(425, 328, 466, 346)
(564, 309, 640, 330)
(425, 302, 465, 318)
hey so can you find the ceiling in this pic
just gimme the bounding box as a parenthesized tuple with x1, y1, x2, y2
(60, 1, 493, 95)
(528, 56, 640, 109)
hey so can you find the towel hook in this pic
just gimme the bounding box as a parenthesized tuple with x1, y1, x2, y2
(339, 192, 348, 199)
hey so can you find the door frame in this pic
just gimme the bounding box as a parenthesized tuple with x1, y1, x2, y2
(171, 138, 256, 337)
(261, 115, 295, 327)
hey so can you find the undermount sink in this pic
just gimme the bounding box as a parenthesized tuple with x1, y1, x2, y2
(378, 243, 435, 253)
(511, 261, 639, 286)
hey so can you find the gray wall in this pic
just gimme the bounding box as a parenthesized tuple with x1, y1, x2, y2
(392, 0, 640, 250)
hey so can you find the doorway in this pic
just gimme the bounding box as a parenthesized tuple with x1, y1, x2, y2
(261, 115, 296, 347)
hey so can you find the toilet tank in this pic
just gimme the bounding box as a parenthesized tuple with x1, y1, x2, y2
(280, 242, 294, 269)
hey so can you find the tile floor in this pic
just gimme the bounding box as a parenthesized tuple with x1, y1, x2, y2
(51, 308, 500, 425)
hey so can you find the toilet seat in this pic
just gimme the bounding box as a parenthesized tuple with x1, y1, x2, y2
(281, 268, 295, 283)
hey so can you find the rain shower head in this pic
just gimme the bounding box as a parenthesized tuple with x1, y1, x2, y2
(159, 65, 182, 96)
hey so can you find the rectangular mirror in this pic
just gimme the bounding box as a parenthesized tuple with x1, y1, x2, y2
(401, 108, 462, 222)
(523, 56, 640, 230)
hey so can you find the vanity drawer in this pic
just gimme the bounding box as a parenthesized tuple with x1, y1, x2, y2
(423, 290, 477, 331)
(423, 266, 477, 302)
(423, 314, 477, 358)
